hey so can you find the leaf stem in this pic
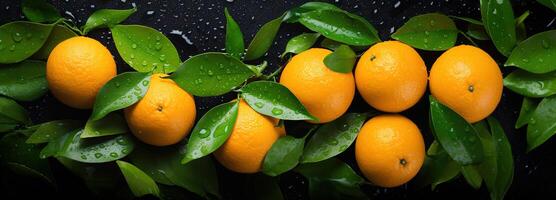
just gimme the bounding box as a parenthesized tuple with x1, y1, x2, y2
(61, 19, 84, 35)
(459, 31, 478, 46)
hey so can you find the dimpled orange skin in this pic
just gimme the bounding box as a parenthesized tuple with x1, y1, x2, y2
(355, 114, 425, 188)
(214, 100, 285, 173)
(429, 45, 503, 123)
(279, 48, 355, 123)
(355, 41, 428, 113)
(47, 36, 117, 109)
(124, 74, 196, 146)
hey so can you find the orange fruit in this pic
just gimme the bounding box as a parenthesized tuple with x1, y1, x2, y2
(355, 41, 428, 112)
(355, 114, 425, 188)
(214, 100, 285, 173)
(124, 74, 196, 146)
(429, 45, 503, 123)
(279, 48, 355, 123)
(47, 36, 117, 109)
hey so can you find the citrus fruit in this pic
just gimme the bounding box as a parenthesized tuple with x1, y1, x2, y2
(279, 48, 355, 123)
(429, 45, 503, 123)
(214, 100, 285, 173)
(355, 41, 428, 112)
(124, 74, 196, 146)
(47, 36, 117, 109)
(355, 114, 425, 188)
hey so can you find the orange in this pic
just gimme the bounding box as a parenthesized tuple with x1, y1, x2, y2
(429, 45, 503, 123)
(214, 100, 285, 173)
(355, 114, 425, 188)
(355, 41, 428, 112)
(124, 74, 196, 146)
(279, 48, 355, 123)
(47, 36, 117, 109)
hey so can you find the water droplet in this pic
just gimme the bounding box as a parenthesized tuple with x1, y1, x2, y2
(130, 54, 135, 59)
(142, 60, 148, 66)
(339, 123, 349, 131)
(155, 42, 162, 51)
(131, 43, 137, 49)
(9, 45, 15, 51)
(216, 75, 222, 80)
(541, 40, 550, 49)
(271, 108, 283, 115)
(207, 70, 214, 76)
(94, 153, 103, 158)
(521, 58, 529, 63)
(110, 152, 118, 157)
(198, 128, 210, 138)
(12, 32, 22, 42)
(255, 102, 264, 108)
(141, 80, 149, 86)
(117, 138, 126, 145)
(536, 81, 545, 89)
(80, 155, 87, 160)
(121, 149, 129, 154)
(429, 20, 435, 26)
(155, 35, 161, 41)
(159, 55, 166, 61)
(328, 138, 339, 145)
(424, 31, 430, 36)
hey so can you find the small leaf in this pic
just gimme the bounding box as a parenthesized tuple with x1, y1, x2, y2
(302, 113, 368, 163)
(32, 25, 77, 59)
(504, 30, 556, 73)
(0, 96, 29, 125)
(171, 53, 255, 97)
(324, 45, 356, 73)
(0, 60, 48, 101)
(111, 25, 181, 73)
(283, 2, 342, 23)
(244, 15, 283, 61)
(392, 13, 458, 51)
(26, 120, 82, 143)
(21, 0, 61, 23)
(480, 0, 517, 56)
(240, 81, 315, 120)
(537, 0, 556, 12)
(224, 8, 244, 59)
(0, 21, 54, 64)
(461, 166, 483, 190)
(527, 95, 556, 152)
(282, 33, 320, 57)
(82, 112, 128, 138)
(503, 69, 556, 97)
(83, 8, 137, 34)
(181, 101, 239, 164)
(467, 24, 490, 41)
(486, 117, 514, 200)
(429, 96, 484, 165)
(515, 97, 540, 129)
(116, 160, 161, 198)
(91, 72, 150, 121)
(414, 141, 460, 190)
(262, 135, 305, 176)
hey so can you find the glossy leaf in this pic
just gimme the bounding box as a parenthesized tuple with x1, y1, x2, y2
(262, 135, 305, 176)
(282, 33, 320, 57)
(324, 45, 356, 73)
(32, 25, 77, 59)
(505, 30, 556, 73)
(26, 120, 82, 143)
(111, 25, 181, 73)
(0, 21, 53, 64)
(182, 101, 239, 164)
(116, 160, 160, 198)
(319, 38, 369, 52)
(467, 24, 490, 41)
(450, 16, 484, 25)
(429, 96, 483, 165)
(21, 0, 61, 23)
(240, 81, 315, 120)
(171, 53, 255, 97)
(537, 0, 556, 12)
(480, 0, 516, 56)
(224, 8, 244, 59)
(83, 8, 137, 34)
(515, 11, 529, 42)
(244, 15, 283, 61)
(283, 2, 341, 23)
(0, 96, 29, 125)
(414, 141, 460, 190)
(91, 72, 150, 121)
(515, 97, 540, 129)
(392, 13, 458, 51)
(504, 69, 556, 98)
(302, 113, 368, 163)
(0, 60, 48, 101)
(461, 166, 483, 190)
(82, 113, 128, 138)
(0, 132, 54, 184)
(527, 95, 556, 152)
(486, 117, 514, 200)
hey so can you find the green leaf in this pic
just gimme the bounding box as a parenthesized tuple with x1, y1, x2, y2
(281, 33, 320, 57)
(302, 113, 368, 163)
(319, 38, 369, 52)
(224, 8, 244, 59)
(526, 95, 556, 152)
(504, 30, 556, 73)
(0, 60, 48, 101)
(32, 25, 77, 59)
(262, 135, 305, 176)
(467, 24, 490, 41)
(0, 21, 54, 64)
(82, 113, 128, 138)
(537, 0, 556, 12)
(91, 72, 150, 120)
(429, 96, 484, 165)
(480, 0, 516, 56)
(129, 143, 220, 198)
(111, 25, 181, 73)
(414, 141, 460, 190)
(116, 160, 160, 198)
(0, 96, 29, 125)
(515, 97, 540, 129)
(503, 69, 556, 98)
(240, 81, 315, 120)
(83, 8, 137, 34)
(392, 13, 458, 51)
(26, 120, 82, 143)
(515, 11, 529, 42)
(283, 2, 342, 23)
(450, 16, 484, 25)
(21, 0, 61, 23)
(299, 9, 379, 46)
(324, 45, 356, 73)
(244, 15, 283, 61)
(182, 101, 239, 164)
(486, 117, 514, 200)
(461, 166, 483, 190)
(171, 52, 255, 97)
(40, 129, 135, 163)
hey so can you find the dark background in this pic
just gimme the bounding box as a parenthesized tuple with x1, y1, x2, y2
(1, 0, 556, 199)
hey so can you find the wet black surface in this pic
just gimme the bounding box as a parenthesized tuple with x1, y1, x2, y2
(1, 0, 556, 199)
